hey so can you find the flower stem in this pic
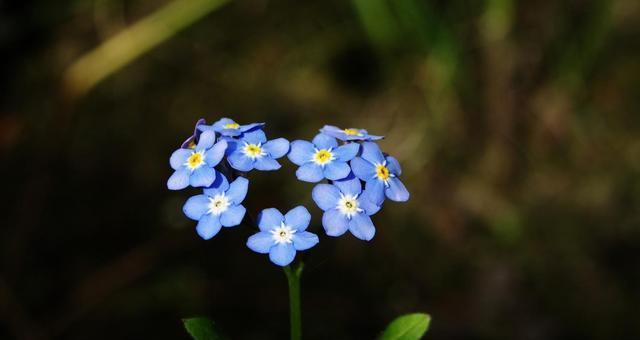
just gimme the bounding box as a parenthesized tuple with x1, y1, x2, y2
(283, 262, 304, 340)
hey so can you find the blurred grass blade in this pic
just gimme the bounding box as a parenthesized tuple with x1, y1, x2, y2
(63, 0, 230, 99)
(183, 317, 223, 340)
(380, 313, 431, 340)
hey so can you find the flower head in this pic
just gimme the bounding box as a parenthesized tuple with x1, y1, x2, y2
(180, 118, 207, 149)
(183, 176, 249, 239)
(226, 130, 290, 172)
(167, 130, 228, 190)
(319, 125, 383, 141)
(350, 142, 409, 204)
(198, 117, 264, 137)
(246, 206, 319, 266)
(312, 176, 381, 241)
(288, 133, 360, 182)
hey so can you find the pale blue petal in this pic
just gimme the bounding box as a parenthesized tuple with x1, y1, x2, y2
(296, 163, 324, 182)
(349, 214, 376, 241)
(361, 141, 385, 164)
(247, 232, 274, 254)
(333, 175, 362, 196)
(292, 232, 319, 251)
(385, 156, 402, 175)
(204, 139, 227, 167)
(239, 122, 265, 132)
(196, 214, 222, 240)
(228, 151, 255, 171)
(288, 140, 315, 166)
(359, 189, 382, 215)
(364, 179, 385, 206)
(322, 209, 349, 237)
(385, 177, 410, 202)
(367, 133, 384, 141)
(323, 161, 351, 181)
(257, 208, 284, 231)
(212, 118, 236, 131)
(312, 133, 338, 149)
(226, 177, 248, 204)
(220, 128, 242, 137)
(350, 157, 376, 181)
(262, 138, 290, 159)
(220, 205, 246, 227)
(312, 184, 341, 211)
(284, 206, 311, 231)
(167, 168, 190, 190)
(254, 157, 281, 171)
(169, 149, 192, 170)
(182, 195, 210, 220)
(195, 130, 216, 151)
(333, 143, 360, 162)
(242, 130, 267, 144)
(189, 166, 215, 187)
(203, 173, 229, 196)
(269, 243, 296, 266)
(319, 125, 343, 135)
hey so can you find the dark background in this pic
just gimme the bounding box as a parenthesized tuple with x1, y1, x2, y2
(1, 0, 640, 339)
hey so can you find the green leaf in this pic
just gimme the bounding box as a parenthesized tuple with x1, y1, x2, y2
(182, 317, 222, 340)
(380, 313, 431, 340)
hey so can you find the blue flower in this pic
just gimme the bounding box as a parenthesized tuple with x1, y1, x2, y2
(350, 142, 409, 204)
(246, 206, 319, 266)
(226, 130, 290, 172)
(168, 131, 228, 190)
(319, 125, 383, 141)
(180, 118, 206, 149)
(312, 176, 380, 241)
(183, 176, 248, 240)
(288, 133, 360, 182)
(198, 117, 264, 137)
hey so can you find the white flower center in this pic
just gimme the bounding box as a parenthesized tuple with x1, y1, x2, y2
(311, 148, 335, 166)
(270, 222, 296, 244)
(184, 150, 206, 170)
(207, 193, 230, 215)
(242, 142, 266, 160)
(337, 193, 363, 219)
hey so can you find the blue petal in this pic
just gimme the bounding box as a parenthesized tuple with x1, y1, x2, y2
(182, 194, 210, 220)
(385, 156, 402, 175)
(189, 166, 216, 187)
(288, 140, 315, 166)
(385, 177, 410, 202)
(292, 232, 319, 251)
(364, 179, 385, 206)
(167, 168, 190, 190)
(350, 157, 376, 181)
(227, 151, 255, 171)
(212, 118, 236, 131)
(359, 189, 382, 215)
(169, 149, 192, 170)
(348, 213, 376, 241)
(322, 209, 349, 236)
(333, 175, 362, 196)
(204, 139, 227, 167)
(319, 125, 343, 135)
(262, 138, 290, 158)
(220, 128, 242, 137)
(312, 133, 338, 149)
(203, 173, 229, 196)
(242, 130, 267, 144)
(312, 184, 341, 211)
(254, 157, 281, 171)
(196, 214, 222, 240)
(323, 161, 351, 181)
(333, 143, 360, 162)
(284, 206, 311, 231)
(367, 133, 384, 141)
(239, 122, 265, 133)
(269, 243, 296, 266)
(361, 141, 385, 164)
(247, 232, 274, 254)
(226, 177, 248, 204)
(195, 130, 216, 151)
(296, 163, 324, 182)
(220, 204, 246, 227)
(257, 208, 284, 231)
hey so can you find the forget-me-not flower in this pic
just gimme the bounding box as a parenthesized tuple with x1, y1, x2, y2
(180, 118, 206, 149)
(246, 206, 319, 266)
(288, 133, 360, 182)
(198, 117, 264, 137)
(312, 176, 380, 241)
(350, 142, 409, 204)
(183, 175, 248, 240)
(319, 125, 383, 141)
(226, 130, 289, 172)
(168, 130, 228, 190)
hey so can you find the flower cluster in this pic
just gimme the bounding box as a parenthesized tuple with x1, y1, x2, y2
(168, 118, 409, 266)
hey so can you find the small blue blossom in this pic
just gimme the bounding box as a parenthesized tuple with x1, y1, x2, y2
(226, 130, 290, 172)
(183, 175, 249, 240)
(319, 125, 383, 141)
(168, 131, 228, 190)
(246, 206, 319, 266)
(350, 142, 409, 204)
(198, 117, 264, 137)
(288, 133, 360, 182)
(312, 176, 381, 241)
(180, 118, 206, 149)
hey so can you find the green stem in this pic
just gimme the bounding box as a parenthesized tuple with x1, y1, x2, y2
(283, 262, 304, 340)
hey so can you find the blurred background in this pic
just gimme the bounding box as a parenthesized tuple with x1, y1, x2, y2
(1, 0, 640, 339)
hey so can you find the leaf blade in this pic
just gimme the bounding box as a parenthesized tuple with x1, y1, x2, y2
(182, 317, 222, 340)
(380, 313, 431, 340)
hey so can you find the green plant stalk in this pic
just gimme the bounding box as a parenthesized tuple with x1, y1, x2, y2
(284, 262, 304, 340)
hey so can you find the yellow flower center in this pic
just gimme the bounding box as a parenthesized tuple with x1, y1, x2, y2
(186, 151, 205, 170)
(344, 128, 361, 136)
(375, 164, 390, 181)
(224, 123, 240, 129)
(243, 143, 264, 159)
(187, 140, 197, 149)
(313, 149, 334, 165)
